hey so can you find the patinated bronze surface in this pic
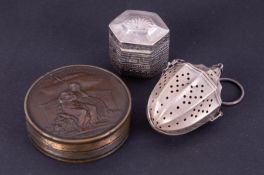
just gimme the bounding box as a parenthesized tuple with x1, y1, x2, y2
(24, 65, 131, 162)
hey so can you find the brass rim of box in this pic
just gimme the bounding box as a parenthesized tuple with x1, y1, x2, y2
(26, 116, 130, 163)
(24, 65, 132, 162)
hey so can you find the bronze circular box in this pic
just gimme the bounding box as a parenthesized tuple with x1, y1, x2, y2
(24, 65, 132, 163)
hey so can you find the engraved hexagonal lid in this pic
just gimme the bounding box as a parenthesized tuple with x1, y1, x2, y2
(109, 10, 169, 46)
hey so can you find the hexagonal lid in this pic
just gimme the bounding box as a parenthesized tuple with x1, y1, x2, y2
(109, 10, 169, 46)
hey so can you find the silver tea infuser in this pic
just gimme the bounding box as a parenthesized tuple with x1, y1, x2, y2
(147, 59, 244, 135)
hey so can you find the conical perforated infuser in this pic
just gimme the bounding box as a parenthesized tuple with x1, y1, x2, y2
(147, 59, 244, 135)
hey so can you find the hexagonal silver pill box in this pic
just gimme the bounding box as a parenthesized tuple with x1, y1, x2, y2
(109, 10, 170, 78)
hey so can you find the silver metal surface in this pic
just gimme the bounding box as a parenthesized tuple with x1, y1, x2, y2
(147, 59, 244, 135)
(109, 10, 170, 78)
